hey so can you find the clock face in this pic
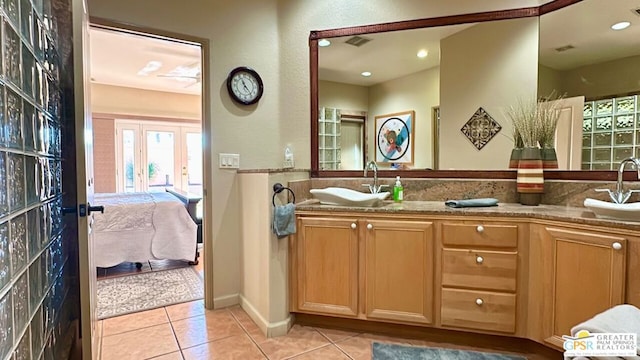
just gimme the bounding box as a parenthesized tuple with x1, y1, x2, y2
(227, 67, 264, 105)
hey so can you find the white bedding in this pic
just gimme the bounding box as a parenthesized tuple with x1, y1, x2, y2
(92, 192, 198, 268)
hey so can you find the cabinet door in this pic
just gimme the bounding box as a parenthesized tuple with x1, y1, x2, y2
(542, 227, 627, 348)
(295, 217, 359, 317)
(365, 219, 434, 324)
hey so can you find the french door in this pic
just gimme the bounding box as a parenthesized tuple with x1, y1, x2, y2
(115, 120, 202, 193)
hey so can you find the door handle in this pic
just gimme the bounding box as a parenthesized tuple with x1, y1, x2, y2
(88, 204, 105, 215)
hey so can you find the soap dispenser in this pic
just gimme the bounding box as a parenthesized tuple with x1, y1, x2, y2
(393, 176, 403, 202)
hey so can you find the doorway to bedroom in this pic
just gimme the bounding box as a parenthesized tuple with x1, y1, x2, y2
(88, 23, 208, 319)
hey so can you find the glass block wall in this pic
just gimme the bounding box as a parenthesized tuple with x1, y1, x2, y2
(318, 107, 341, 170)
(582, 95, 640, 170)
(0, 0, 77, 358)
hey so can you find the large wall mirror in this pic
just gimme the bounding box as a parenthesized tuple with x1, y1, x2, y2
(310, 0, 640, 180)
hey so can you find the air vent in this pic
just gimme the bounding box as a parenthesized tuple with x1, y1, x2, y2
(555, 45, 575, 52)
(345, 36, 371, 47)
(632, 7, 640, 16)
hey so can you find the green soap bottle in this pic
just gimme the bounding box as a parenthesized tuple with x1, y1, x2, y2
(393, 176, 403, 202)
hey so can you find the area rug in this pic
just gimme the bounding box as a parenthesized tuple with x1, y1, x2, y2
(97, 267, 204, 319)
(372, 342, 527, 360)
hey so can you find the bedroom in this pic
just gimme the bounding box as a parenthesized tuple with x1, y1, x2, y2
(89, 24, 205, 311)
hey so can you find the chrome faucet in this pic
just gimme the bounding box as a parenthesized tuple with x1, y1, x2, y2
(596, 157, 640, 204)
(363, 161, 388, 194)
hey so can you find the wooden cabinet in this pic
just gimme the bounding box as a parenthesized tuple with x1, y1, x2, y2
(290, 210, 638, 351)
(364, 219, 434, 324)
(291, 217, 359, 317)
(538, 226, 627, 348)
(439, 220, 519, 333)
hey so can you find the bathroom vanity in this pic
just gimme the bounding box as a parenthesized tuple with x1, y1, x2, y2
(289, 202, 640, 351)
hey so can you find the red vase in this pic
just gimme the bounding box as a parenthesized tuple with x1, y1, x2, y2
(517, 147, 544, 206)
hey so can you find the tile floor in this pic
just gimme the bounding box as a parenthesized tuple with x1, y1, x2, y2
(98, 300, 554, 360)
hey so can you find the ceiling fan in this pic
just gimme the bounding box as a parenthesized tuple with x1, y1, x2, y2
(156, 63, 201, 87)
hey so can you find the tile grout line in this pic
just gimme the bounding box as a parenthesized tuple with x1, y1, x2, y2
(315, 329, 356, 360)
(164, 306, 186, 360)
(227, 308, 271, 359)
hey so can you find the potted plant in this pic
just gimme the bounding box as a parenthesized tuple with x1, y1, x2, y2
(506, 96, 544, 206)
(537, 91, 565, 169)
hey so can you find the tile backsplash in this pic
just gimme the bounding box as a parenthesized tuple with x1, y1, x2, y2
(288, 178, 634, 208)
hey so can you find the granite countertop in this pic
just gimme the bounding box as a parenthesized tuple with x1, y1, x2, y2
(295, 199, 640, 231)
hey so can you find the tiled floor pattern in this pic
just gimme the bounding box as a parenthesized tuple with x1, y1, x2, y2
(99, 301, 553, 360)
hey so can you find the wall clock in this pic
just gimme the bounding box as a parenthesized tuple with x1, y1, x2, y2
(226, 66, 264, 105)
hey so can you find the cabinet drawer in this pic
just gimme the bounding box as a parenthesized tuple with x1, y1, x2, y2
(441, 249, 517, 292)
(441, 288, 516, 333)
(441, 223, 518, 248)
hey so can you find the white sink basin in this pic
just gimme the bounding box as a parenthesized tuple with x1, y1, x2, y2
(584, 198, 640, 222)
(310, 187, 390, 207)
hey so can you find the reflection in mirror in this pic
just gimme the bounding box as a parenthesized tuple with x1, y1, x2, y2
(318, 18, 540, 171)
(538, 0, 640, 171)
(313, 0, 640, 179)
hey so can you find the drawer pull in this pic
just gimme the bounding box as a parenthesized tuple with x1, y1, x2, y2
(476, 225, 484, 233)
(476, 256, 484, 264)
(612, 242, 622, 250)
(367, 223, 373, 230)
(475, 298, 484, 306)
(351, 223, 357, 229)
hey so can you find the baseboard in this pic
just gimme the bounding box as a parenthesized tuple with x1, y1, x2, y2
(239, 295, 292, 338)
(213, 293, 240, 308)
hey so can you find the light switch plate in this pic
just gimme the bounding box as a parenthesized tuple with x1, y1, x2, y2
(219, 153, 240, 169)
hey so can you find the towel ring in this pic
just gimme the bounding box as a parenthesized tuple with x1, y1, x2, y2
(273, 183, 295, 206)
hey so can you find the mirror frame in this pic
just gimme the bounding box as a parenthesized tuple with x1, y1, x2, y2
(309, 0, 625, 181)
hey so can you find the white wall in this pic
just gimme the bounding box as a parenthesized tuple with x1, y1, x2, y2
(87, 0, 548, 333)
(439, 17, 539, 170)
(369, 67, 439, 170)
(91, 83, 201, 119)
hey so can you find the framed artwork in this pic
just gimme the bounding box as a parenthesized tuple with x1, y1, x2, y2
(375, 110, 415, 164)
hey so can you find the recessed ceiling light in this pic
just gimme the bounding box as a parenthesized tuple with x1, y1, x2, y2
(137, 60, 162, 76)
(318, 39, 331, 47)
(361, 71, 372, 77)
(417, 49, 428, 58)
(611, 21, 631, 30)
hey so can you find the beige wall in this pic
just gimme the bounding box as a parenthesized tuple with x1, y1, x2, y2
(319, 80, 368, 111)
(369, 67, 439, 170)
(92, 117, 116, 193)
(559, 55, 640, 99)
(538, 65, 565, 98)
(439, 17, 539, 170)
(87, 0, 548, 332)
(91, 83, 201, 119)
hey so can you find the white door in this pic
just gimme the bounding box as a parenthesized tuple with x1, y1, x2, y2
(553, 96, 585, 170)
(116, 121, 201, 193)
(73, 0, 100, 358)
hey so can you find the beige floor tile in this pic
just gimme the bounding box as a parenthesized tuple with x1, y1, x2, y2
(227, 306, 268, 343)
(102, 308, 169, 337)
(166, 300, 206, 321)
(182, 334, 266, 360)
(289, 344, 351, 359)
(147, 351, 184, 360)
(101, 323, 179, 360)
(255, 324, 330, 360)
(315, 327, 361, 343)
(334, 333, 413, 360)
(171, 310, 245, 349)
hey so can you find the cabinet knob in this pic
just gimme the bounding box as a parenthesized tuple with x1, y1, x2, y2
(367, 224, 373, 230)
(476, 256, 484, 264)
(351, 223, 357, 229)
(475, 298, 484, 306)
(476, 225, 484, 233)
(612, 242, 622, 250)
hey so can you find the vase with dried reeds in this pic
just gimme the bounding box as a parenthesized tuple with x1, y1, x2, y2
(537, 92, 565, 169)
(506, 96, 544, 206)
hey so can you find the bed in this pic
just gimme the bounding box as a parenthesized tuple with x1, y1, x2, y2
(92, 191, 198, 268)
